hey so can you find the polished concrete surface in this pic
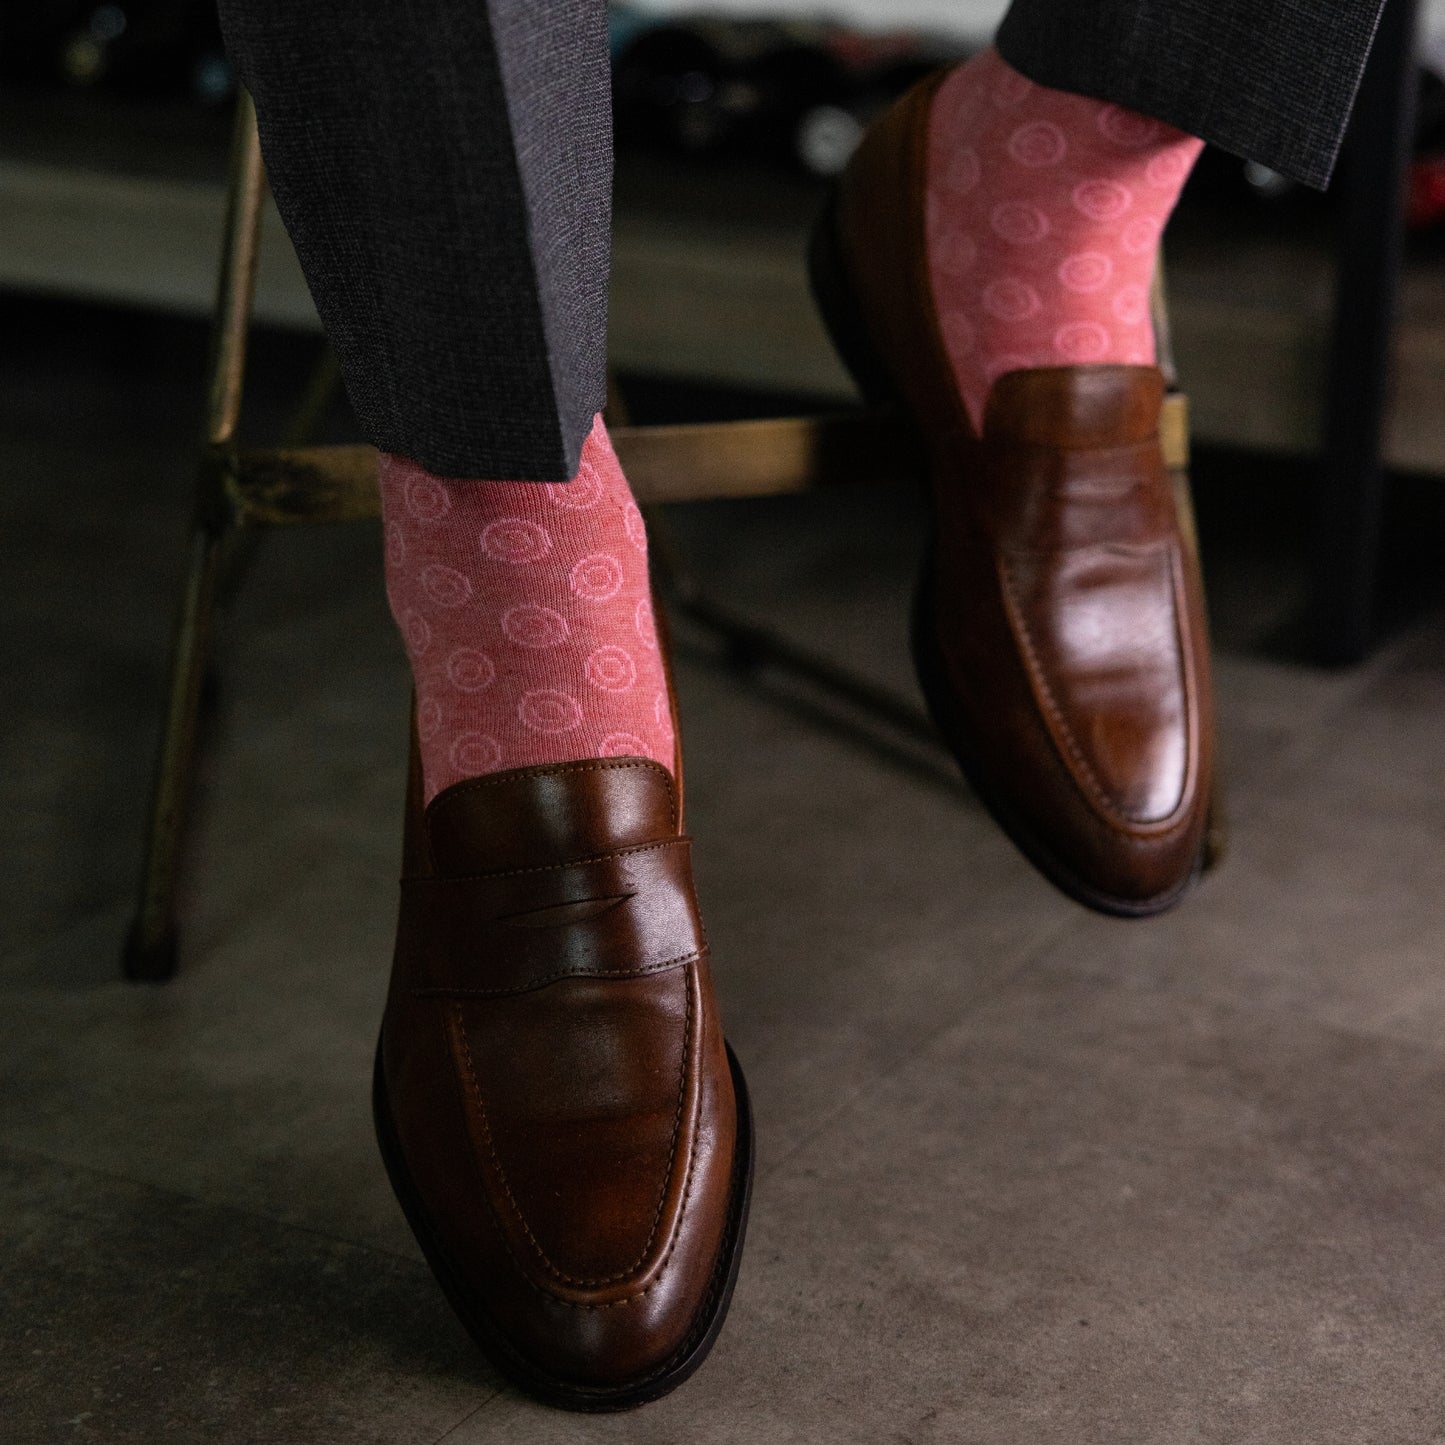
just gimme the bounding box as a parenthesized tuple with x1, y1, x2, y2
(5, 298, 1445, 1442)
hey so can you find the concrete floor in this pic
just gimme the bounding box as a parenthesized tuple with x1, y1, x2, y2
(5, 296, 1445, 1443)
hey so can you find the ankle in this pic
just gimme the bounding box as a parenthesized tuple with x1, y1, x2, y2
(379, 416, 674, 801)
(926, 48, 1202, 430)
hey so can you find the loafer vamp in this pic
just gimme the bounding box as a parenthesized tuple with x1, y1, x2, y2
(923, 401, 1212, 905)
(998, 538, 1191, 827)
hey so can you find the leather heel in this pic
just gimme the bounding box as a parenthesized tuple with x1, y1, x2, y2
(827, 71, 970, 439)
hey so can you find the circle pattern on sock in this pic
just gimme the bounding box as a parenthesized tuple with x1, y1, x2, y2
(1058, 251, 1113, 293)
(501, 603, 569, 648)
(482, 518, 552, 564)
(403, 609, 431, 657)
(1120, 216, 1162, 256)
(519, 689, 583, 734)
(1054, 321, 1112, 362)
(1098, 105, 1163, 148)
(446, 648, 496, 692)
(623, 503, 648, 551)
(405, 475, 450, 522)
(586, 645, 638, 693)
(922, 49, 1199, 434)
(379, 429, 694, 799)
(421, 564, 472, 608)
(1007, 121, 1066, 167)
(1111, 284, 1150, 325)
(450, 733, 501, 773)
(571, 553, 623, 602)
(1072, 179, 1133, 221)
(983, 278, 1042, 322)
(1146, 149, 1193, 188)
(991, 202, 1050, 245)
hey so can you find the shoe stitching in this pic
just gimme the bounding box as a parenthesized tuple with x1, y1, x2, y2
(510, 983, 710, 1318)
(450, 963, 695, 1290)
(426, 986, 714, 1325)
(413, 946, 706, 999)
(541, 970, 708, 1316)
(998, 549, 1193, 835)
(412, 1027, 733, 1406)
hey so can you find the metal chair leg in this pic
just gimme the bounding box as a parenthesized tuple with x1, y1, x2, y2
(122, 525, 225, 980)
(1311, 0, 1422, 663)
(123, 92, 266, 981)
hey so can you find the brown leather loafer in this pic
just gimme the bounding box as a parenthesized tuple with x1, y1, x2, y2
(374, 738, 752, 1410)
(809, 72, 1215, 917)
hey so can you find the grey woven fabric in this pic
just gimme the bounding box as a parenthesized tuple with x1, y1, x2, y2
(997, 0, 1388, 188)
(219, 0, 1386, 477)
(216, 0, 611, 480)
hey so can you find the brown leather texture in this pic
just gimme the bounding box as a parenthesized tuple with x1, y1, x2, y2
(379, 741, 743, 1402)
(826, 74, 1214, 913)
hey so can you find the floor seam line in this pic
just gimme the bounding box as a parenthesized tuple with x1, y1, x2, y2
(427, 1394, 505, 1442)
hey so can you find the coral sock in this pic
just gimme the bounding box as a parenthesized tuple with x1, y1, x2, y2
(379, 415, 674, 802)
(926, 48, 1204, 430)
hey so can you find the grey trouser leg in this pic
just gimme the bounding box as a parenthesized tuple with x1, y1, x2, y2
(215, 1, 611, 480)
(997, 0, 1389, 187)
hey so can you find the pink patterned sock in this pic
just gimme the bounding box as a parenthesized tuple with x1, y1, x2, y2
(379, 414, 674, 802)
(926, 48, 1204, 431)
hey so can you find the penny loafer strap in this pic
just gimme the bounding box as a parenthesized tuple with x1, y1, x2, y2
(398, 838, 706, 995)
